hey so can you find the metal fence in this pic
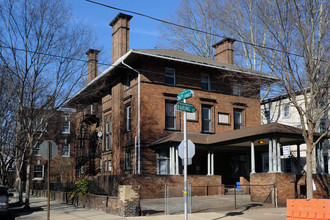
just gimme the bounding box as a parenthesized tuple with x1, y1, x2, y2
(164, 185, 192, 215)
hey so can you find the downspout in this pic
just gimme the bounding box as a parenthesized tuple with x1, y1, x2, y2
(122, 61, 141, 174)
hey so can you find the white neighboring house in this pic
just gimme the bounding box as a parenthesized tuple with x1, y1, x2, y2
(261, 93, 330, 175)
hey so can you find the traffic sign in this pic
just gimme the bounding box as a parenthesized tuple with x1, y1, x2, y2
(39, 140, 58, 160)
(176, 102, 196, 113)
(177, 89, 194, 101)
(178, 139, 195, 159)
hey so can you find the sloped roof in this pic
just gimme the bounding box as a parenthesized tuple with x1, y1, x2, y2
(150, 123, 322, 147)
(65, 49, 278, 107)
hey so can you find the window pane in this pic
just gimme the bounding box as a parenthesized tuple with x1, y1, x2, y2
(234, 110, 243, 130)
(165, 102, 176, 129)
(202, 107, 211, 132)
(159, 160, 168, 174)
(165, 68, 175, 85)
(201, 74, 210, 90)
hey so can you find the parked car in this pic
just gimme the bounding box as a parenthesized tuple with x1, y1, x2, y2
(0, 185, 13, 214)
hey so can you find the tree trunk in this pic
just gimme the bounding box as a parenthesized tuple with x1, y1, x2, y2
(24, 159, 31, 209)
(306, 144, 313, 199)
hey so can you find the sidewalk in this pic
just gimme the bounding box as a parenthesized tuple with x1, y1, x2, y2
(11, 193, 287, 220)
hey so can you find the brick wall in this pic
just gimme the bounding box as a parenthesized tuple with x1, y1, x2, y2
(32, 185, 140, 217)
(250, 173, 295, 207)
(93, 174, 222, 199)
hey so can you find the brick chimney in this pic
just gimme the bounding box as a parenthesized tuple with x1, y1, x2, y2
(110, 13, 133, 63)
(86, 49, 100, 83)
(212, 38, 236, 65)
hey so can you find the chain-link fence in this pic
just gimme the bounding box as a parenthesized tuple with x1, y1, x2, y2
(164, 185, 192, 215)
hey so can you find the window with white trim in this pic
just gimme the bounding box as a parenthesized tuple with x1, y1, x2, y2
(157, 150, 169, 175)
(34, 144, 41, 156)
(126, 105, 131, 132)
(62, 121, 70, 134)
(218, 112, 230, 125)
(202, 105, 212, 132)
(33, 165, 44, 179)
(108, 160, 112, 172)
(62, 140, 70, 157)
(283, 104, 290, 118)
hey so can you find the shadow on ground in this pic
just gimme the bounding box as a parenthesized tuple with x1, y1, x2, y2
(212, 204, 263, 220)
(9, 201, 44, 219)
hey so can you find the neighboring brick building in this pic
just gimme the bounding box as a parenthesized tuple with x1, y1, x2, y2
(31, 108, 77, 189)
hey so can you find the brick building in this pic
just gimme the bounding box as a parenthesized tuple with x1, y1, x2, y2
(31, 108, 77, 189)
(65, 13, 327, 204)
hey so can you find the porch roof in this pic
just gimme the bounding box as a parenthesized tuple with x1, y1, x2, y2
(150, 123, 323, 149)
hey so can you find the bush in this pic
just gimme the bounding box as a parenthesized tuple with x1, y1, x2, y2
(68, 178, 93, 200)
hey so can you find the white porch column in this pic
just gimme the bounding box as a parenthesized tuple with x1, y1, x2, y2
(277, 140, 282, 172)
(207, 150, 211, 175)
(175, 147, 179, 174)
(251, 141, 256, 173)
(272, 139, 277, 172)
(268, 139, 273, 172)
(170, 147, 175, 174)
(328, 149, 330, 174)
(211, 150, 214, 175)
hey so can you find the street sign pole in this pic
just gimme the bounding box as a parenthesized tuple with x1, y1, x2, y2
(47, 141, 50, 220)
(183, 98, 188, 220)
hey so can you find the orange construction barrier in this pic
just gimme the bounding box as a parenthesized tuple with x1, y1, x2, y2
(287, 199, 330, 220)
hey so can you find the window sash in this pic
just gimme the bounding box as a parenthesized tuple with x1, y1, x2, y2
(165, 102, 176, 129)
(62, 144, 70, 157)
(202, 106, 211, 132)
(33, 165, 44, 179)
(201, 74, 211, 91)
(62, 121, 70, 133)
(234, 110, 243, 130)
(165, 68, 176, 85)
(126, 106, 131, 131)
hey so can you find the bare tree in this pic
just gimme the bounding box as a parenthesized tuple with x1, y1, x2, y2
(158, 0, 228, 58)
(0, 0, 92, 208)
(255, 0, 329, 199)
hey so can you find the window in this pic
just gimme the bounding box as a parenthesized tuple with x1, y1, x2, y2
(202, 106, 211, 132)
(218, 113, 230, 125)
(157, 150, 169, 175)
(62, 140, 70, 157)
(125, 73, 132, 89)
(80, 127, 85, 148)
(262, 153, 269, 172)
(320, 118, 326, 133)
(33, 165, 44, 179)
(201, 73, 211, 91)
(165, 102, 176, 129)
(234, 109, 243, 130)
(283, 104, 290, 118)
(233, 81, 242, 96)
(105, 121, 112, 151)
(62, 121, 70, 134)
(126, 105, 131, 131)
(81, 166, 84, 174)
(264, 110, 270, 120)
(104, 161, 107, 172)
(34, 144, 41, 156)
(108, 160, 112, 172)
(125, 151, 131, 170)
(165, 68, 176, 85)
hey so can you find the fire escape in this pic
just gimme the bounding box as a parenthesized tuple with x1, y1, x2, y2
(75, 104, 102, 178)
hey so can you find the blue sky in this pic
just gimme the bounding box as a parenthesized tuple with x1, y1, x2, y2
(71, 0, 181, 63)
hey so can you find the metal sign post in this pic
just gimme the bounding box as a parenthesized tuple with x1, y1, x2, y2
(40, 140, 58, 220)
(176, 89, 195, 220)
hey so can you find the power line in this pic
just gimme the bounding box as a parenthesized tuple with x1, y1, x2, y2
(85, 0, 320, 61)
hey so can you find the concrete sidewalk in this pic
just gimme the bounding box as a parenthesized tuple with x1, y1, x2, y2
(11, 193, 287, 220)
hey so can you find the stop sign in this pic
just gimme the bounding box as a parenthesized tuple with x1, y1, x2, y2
(39, 140, 58, 160)
(178, 139, 195, 159)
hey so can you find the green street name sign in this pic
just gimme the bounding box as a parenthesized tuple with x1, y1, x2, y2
(176, 102, 196, 113)
(177, 89, 194, 101)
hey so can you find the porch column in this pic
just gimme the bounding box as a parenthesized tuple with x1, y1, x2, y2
(211, 150, 214, 175)
(170, 147, 174, 174)
(207, 150, 210, 175)
(277, 140, 282, 172)
(268, 138, 273, 172)
(272, 139, 277, 172)
(175, 147, 179, 174)
(251, 141, 256, 173)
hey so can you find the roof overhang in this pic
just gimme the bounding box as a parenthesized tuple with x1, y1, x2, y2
(64, 49, 279, 108)
(150, 123, 325, 150)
